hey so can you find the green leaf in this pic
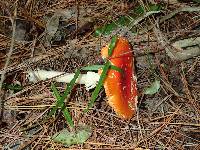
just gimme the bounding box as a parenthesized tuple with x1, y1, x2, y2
(148, 4, 162, 11)
(116, 16, 131, 26)
(144, 79, 160, 95)
(134, 4, 162, 15)
(51, 83, 61, 102)
(110, 65, 123, 73)
(108, 36, 118, 56)
(94, 23, 117, 36)
(62, 108, 74, 127)
(52, 125, 92, 147)
(94, 16, 131, 37)
(192, 0, 200, 3)
(84, 61, 111, 112)
(3, 83, 23, 93)
(81, 64, 122, 73)
(81, 65, 104, 71)
(50, 83, 74, 127)
(94, 3, 162, 37)
(48, 84, 62, 116)
(48, 70, 80, 125)
(134, 5, 145, 15)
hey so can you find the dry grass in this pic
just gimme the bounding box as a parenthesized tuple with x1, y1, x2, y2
(0, 0, 200, 149)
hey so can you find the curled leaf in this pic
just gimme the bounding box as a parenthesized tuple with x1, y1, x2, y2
(144, 79, 160, 95)
(45, 9, 76, 45)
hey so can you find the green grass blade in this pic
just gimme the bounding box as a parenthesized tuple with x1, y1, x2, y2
(2, 83, 23, 93)
(84, 61, 110, 112)
(48, 69, 80, 117)
(51, 82, 61, 100)
(60, 69, 80, 103)
(82, 64, 122, 72)
(81, 65, 104, 71)
(48, 82, 62, 116)
(108, 36, 118, 56)
(62, 107, 74, 127)
(94, 16, 131, 37)
(49, 83, 74, 127)
(110, 65, 123, 73)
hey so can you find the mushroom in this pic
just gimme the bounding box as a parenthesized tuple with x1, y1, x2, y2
(27, 37, 137, 119)
(27, 70, 100, 91)
(100, 37, 137, 119)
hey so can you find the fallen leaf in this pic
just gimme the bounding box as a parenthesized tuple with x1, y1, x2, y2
(51, 125, 92, 147)
(144, 79, 160, 95)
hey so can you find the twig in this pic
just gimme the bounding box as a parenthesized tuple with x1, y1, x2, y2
(0, 5, 17, 124)
(149, 122, 200, 127)
(140, 6, 200, 34)
(0, 54, 55, 74)
(136, 105, 182, 147)
(180, 63, 200, 115)
(153, 19, 177, 59)
(136, 105, 148, 147)
(119, 8, 161, 37)
(151, 94, 173, 113)
(0, 6, 17, 90)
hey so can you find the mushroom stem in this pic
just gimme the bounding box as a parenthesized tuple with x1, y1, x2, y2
(27, 69, 100, 90)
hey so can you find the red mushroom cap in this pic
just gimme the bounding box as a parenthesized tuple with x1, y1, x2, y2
(101, 37, 137, 119)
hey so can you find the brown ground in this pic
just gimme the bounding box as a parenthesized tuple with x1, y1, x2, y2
(0, 0, 200, 149)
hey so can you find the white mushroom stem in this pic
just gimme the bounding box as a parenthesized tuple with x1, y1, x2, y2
(27, 69, 100, 90)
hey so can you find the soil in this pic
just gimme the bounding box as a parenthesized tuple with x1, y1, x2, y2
(0, 0, 199, 149)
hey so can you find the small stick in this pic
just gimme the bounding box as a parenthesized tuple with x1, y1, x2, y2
(0, 6, 17, 124)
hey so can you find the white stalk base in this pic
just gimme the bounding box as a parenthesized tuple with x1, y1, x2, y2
(27, 69, 100, 90)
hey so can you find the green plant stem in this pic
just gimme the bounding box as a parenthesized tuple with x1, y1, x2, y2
(84, 61, 110, 112)
(48, 70, 80, 127)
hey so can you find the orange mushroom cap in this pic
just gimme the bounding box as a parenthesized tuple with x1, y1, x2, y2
(101, 37, 137, 119)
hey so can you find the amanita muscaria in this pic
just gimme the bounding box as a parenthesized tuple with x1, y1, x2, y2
(100, 37, 137, 119)
(27, 37, 137, 119)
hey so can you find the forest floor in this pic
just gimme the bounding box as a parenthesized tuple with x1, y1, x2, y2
(0, 0, 200, 149)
